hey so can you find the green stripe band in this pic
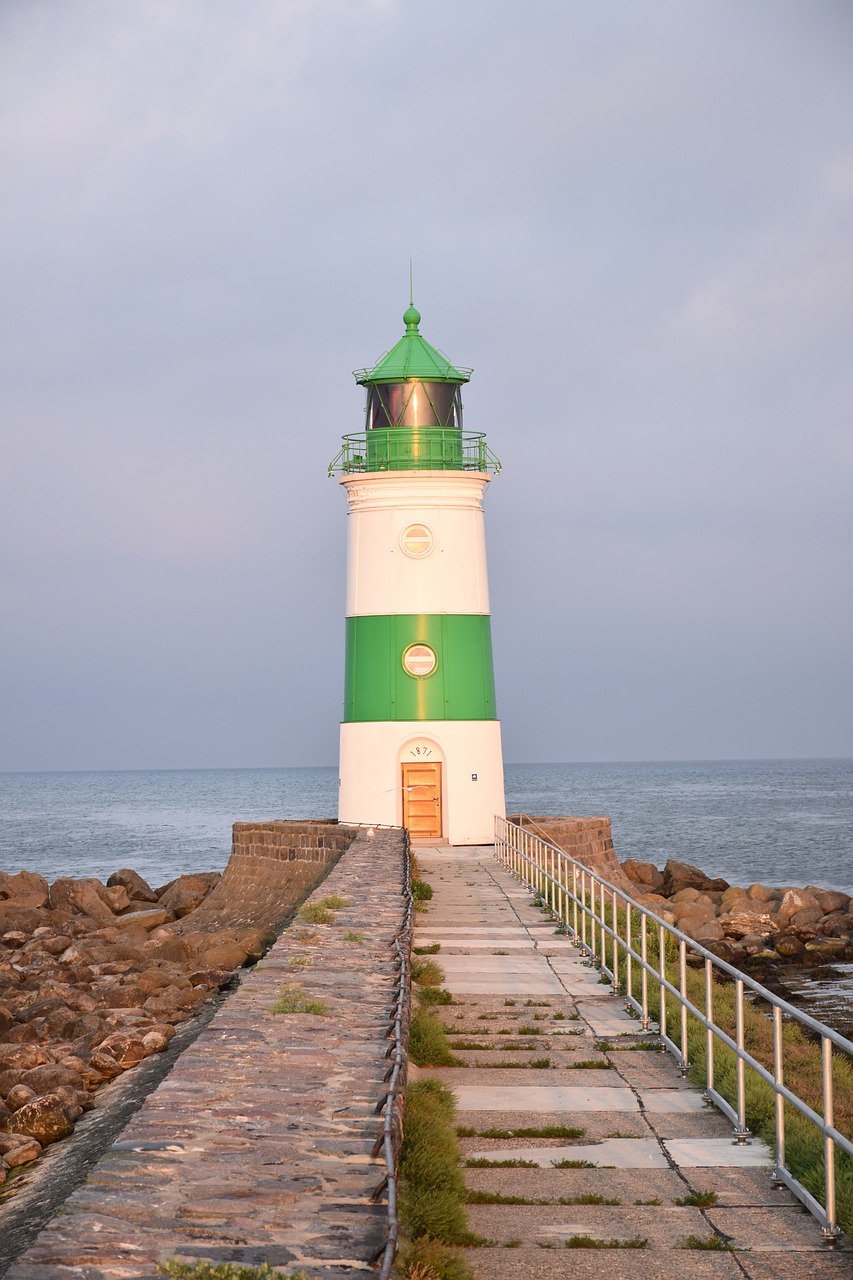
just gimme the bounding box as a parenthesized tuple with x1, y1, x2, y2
(344, 614, 496, 722)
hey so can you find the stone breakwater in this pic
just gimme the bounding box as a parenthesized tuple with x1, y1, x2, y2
(0, 821, 356, 1186)
(620, 856, 853, 968)
(4, 828, 408, 1279)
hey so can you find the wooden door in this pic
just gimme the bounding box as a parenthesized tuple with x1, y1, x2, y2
(402, 762, 442, 839)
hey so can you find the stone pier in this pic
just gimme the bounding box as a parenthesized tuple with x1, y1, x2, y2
(3, 829, 407, 1279)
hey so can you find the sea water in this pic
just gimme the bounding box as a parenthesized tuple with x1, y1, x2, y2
(2, 758, 851, 1033)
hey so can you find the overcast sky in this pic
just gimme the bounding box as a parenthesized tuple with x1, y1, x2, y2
(1, 0, 851, 772)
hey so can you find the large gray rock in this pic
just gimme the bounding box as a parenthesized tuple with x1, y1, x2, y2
(719, 908, 780, 939)
(107, 869, 159, 903)
(0, 871, 49, 908)
(661, 859, 729, 897)
(10, 1093, 75, 1145)
(48, 879, 115, 924)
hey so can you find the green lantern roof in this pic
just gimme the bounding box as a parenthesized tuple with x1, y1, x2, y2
(354, 304, 472, 386)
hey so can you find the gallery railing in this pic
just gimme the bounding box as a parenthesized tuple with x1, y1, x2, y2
(495, 813, 853, 1243)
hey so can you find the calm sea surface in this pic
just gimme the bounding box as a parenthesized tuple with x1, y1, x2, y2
(2, 759, 852, 1032)
(1, 759, 850, 892)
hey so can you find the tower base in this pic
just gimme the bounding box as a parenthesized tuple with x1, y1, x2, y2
(338, 720, 505, 846)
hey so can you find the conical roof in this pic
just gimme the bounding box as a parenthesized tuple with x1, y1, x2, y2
(354, 304, 472, 385)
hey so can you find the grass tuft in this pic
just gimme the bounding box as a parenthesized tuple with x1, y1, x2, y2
(552, 1158, 596, 1169)
(161, 1265, 306, 1279)
(398, 1079, 478, 1273)
(343, 930, 364, 943)
(476, 1125, 584, 1140)
(412, 879, 433, 901)
(465, 1157, 539, 1169)
(674, 1190, 719, 1207)
(564, 1236, 647, 1249)
(270, 983, 327, 1016)
(414, 943, 441, 955)
(678, 1235, 733, 1251)
(410, 1009, 464, 1068)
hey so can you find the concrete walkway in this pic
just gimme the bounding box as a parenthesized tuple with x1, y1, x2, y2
(414, 845, 852, 1280)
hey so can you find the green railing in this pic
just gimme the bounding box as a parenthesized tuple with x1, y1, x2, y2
(328, 429, 501, 477)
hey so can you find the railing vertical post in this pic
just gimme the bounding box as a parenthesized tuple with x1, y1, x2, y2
(734, 977, 749, 1142)
(558, 852, 566, 925)
(678, 938, 688, 1073)
(772, 1004, 784, 1182)
(625, 902, 633, 1010)
(640, 914, 649, 1030)
(658, 923, 667, 1049)
(572, 864, 579, 940)
(549, 842, 555, 913)
(596, 880, 604, 967)
(580, 869, 588, 955)
(704, 958, 715, 1099)
(822, 1036, 838, 1239)
(611, 889, 619, 995)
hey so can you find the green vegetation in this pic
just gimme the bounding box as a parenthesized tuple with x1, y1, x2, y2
(296, 893, 350, 925)
(552, 1158, 596, 1169)
(635, 1197, 662, 1206)
(524, 999, 550, 1007)
(316, 894, 349, 910)
(396, 1081, 478, 1280)
(297, 902, 334, 924)
(414, 942, 441, 955)
(465, 1157, 539, 1169)
(161, 1265, 310, 1279)
(674, 1189, 719, 1207)
(463, 1190, 618, 1206)
(343, 931, 364, 943)
(411, 957, 444, 986)
(419, 987, 454, 1005)
(270, 983, 327, 1016)
(412, 878, 433, 901)
(409, 1009, 463, 1068)
(563, 1236, 647, 1249)
(678, 1235, 734, 1251)
(503, 998, 516, 1006)
(475, 1125, 585, 1139)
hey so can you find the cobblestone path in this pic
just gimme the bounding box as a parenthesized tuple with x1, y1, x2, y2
(414, 844, 852, 1280)
(3, 830, 406, 1279)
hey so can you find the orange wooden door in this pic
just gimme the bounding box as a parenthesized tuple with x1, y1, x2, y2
(402, 762, 442, 838)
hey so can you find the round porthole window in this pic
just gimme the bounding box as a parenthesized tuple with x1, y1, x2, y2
(402, 643, 438, 678)
(400, 523, 434, 558)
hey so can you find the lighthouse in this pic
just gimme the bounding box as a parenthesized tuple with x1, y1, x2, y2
(330, 300, 505, 845)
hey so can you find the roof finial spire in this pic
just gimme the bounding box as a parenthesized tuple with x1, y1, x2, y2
(403, 259, 421, 333)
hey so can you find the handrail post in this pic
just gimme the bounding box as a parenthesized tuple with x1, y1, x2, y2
(822, 1036, 839, 1242)
(572, 864, 579, 940)
(611, 888, 619, 995)
(678, 938, 688, 1074)
(733, 977, 750, 1143)
(580, 869, 588, 956)
(658, 922, 667, 1050)
(640, 913, 649, 1030)
(772, 1004, 784, 1185)
(625, 902, 633, 1011)
(704, 958, 715, 1100)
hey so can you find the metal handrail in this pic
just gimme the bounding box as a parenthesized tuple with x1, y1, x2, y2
(374, 829, 413, 1279)
(328, 429, 502, 477)
(496, 814, 853, 1242)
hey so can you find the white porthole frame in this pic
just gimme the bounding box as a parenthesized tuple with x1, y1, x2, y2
(399, 523, 435, 558)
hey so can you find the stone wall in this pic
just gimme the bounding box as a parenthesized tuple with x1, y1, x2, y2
(510, 814, 633, 892)
(174, 820, 359, 933)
